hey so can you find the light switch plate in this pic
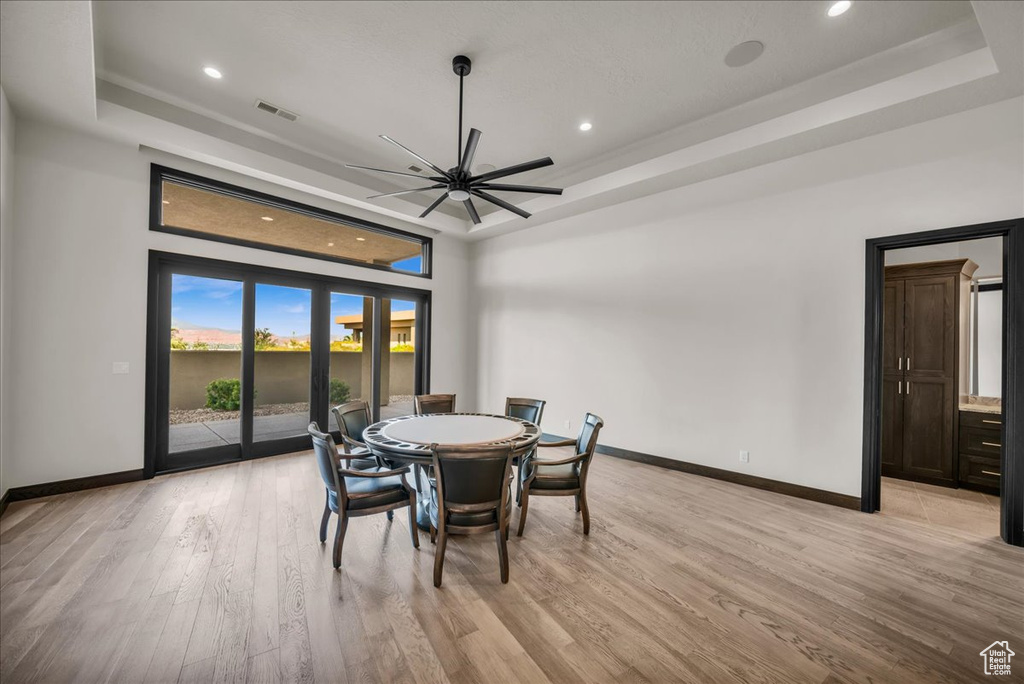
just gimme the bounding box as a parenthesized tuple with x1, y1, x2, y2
(739, 450, 750, 463)
(112, 362, 130, 375)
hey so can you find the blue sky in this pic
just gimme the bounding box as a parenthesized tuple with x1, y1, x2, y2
(171, 274, 414, 338)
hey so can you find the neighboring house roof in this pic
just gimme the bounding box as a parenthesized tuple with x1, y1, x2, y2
(335, 309, 416, 326)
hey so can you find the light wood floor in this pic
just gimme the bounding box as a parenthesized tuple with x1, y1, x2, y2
(881, 476, 1000, 537)
(2, 451, 1021, 684)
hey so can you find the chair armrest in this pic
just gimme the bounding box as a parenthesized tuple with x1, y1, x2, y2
(338, 465, 411, 479)
(341, 434, 368, 452)
(529, 453, 587, 468)
(537, 438, 576, 448)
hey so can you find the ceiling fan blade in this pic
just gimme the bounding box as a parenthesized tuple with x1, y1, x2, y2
(473, 183, 562, 195)
(457, 128, 482, 178)
(471, 157, 553, 184)
(380, 135, 452, 179)
(367, 184, 445, 199)
(463, 197, 481, 225)
(471, 189, 531, 219)
(345, 164, 445, 182)
(419, 192, 449, 219)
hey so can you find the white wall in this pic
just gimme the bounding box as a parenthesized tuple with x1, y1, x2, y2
(4, 118, 472, 490)
(470, 98, 1023, 497)
(0, 87, 15, 499)
(885, 236, 1003, 277)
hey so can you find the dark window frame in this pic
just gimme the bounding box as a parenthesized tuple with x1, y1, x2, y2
(145, 250, 433, 478)
(150, 164, 433, 279)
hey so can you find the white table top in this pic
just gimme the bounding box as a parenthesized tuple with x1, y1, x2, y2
(381, 414, 526, 446)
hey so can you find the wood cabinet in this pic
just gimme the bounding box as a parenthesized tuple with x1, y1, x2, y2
(881, 259, 976, 486)
(959, 410, 1002, 494)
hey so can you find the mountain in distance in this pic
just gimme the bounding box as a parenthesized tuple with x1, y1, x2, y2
(171, 319, 241, 346)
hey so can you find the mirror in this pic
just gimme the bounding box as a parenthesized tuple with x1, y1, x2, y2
(970, 278, 1002, 398)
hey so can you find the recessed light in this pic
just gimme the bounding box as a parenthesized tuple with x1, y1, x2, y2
(356, 237, 366, 241)
(579, 122, 592, 132)
(327, 242, 334, 247)
(203, 66, 223, 79)
(162, 200, 170, 205)
(260, 216, 274, 222)
(827, 0, 851, 17)
(724, 41, 765, 68)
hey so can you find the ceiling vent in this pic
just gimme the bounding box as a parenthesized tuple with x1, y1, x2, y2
(407, 165, 423, 173)
(254, 99, 299, 122)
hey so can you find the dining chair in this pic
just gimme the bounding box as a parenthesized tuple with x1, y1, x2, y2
(414, 393, 456, 414)
(504, 397, 546, 504)
(427, 441, 514, 587)
(331, 400, 379, 470)
(308, 422, 418, 569)
(517, 413, 604, 537)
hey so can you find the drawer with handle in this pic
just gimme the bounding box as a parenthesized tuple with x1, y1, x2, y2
(959, 410, 1002, 429)
(959, 424, 1002, 457)
(959, 454, 1000, 493)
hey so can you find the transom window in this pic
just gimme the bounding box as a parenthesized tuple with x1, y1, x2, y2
(151, 165, 432, 277)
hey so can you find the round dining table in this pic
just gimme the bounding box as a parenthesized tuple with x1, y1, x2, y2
(362, 413, 542, 530)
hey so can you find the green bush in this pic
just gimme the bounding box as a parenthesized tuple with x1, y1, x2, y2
(330, 378, 351, 405)
(206, 378, 241, 411)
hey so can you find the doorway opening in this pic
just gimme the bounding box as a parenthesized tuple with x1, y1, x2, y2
(862, 219, 1022, 546)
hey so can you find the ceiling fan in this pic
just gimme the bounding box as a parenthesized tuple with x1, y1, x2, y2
(346, 55, 562, 224)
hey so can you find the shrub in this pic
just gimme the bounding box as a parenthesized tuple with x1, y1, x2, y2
(330, 378, 351, 405)
(206, 378, 241, 411)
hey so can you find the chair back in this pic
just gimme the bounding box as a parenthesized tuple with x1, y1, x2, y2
(431, 442, 513, 524)
(332, 400, 371, 453)
(415, 393, 456, 415)
(308, 422, 343, 495)
(575, 413, 605, 468)
(505, 397, 546, 425)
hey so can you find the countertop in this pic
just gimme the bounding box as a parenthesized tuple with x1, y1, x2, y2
(959, 403, 1002, 415)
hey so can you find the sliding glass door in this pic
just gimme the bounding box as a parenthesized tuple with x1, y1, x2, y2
(148, 253, 430, 476)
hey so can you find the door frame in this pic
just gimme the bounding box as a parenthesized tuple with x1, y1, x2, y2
(861, 218, 1023, 546)
(145, 250, 432, 478)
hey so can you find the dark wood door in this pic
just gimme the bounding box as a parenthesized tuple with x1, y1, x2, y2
(881, 281, 905, 475)
(902, 376, 956, 482)
(881, 377, 904, 476)
(904, 276, 955, 378)
(901, 276, 957, 483)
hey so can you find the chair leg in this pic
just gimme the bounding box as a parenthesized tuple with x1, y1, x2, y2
(516, 468, 523, 506)
(580, 490, 590, 535)
(319, 490, 331, 543)
(332, 513, 349, 569)
(496, 527, 509, 584)
(387, 510, 394, 521)
(407, 494, 419, 549)
(429, 523, 436, 545)
(517, 484, 531, 537)
(433, 528, 448, 588)
(574, 493, 581, 512)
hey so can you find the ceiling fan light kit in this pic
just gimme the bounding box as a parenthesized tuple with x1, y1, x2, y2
(346, 55, 563, 224)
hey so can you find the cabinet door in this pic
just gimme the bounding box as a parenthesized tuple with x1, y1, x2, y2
(904, 276, 955, 378)
(881, 280, 905, 475)
(881, 377, 904, 476)
(902, 376, 956, 482)
(883, 280, 905, 375)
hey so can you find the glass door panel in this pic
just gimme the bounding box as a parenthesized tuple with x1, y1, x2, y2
(253, 283, 312, 444)
(329, 292, 374, 420)
(168, 274, 243, 454)
(380, 298, 418, 419)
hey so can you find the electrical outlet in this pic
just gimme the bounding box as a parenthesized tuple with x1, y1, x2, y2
(564, 418, 572, 431)
(739, 450, 750, 463)
(112, 362, 130, 375)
